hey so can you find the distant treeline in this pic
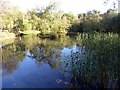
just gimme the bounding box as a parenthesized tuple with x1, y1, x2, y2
(0, 0, 120, 35)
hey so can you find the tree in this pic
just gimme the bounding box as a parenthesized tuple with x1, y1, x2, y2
(0, 0, 11, 30)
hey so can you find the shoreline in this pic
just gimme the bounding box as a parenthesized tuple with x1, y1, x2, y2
(0, 32, 16, 46)
(0, 32, 16, 40)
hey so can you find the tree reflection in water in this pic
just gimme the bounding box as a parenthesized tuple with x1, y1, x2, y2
(28, 35, 76, 69)
(2, 43, 26, 74)
(2, 35, 76, 74)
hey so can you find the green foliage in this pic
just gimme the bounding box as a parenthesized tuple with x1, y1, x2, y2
(62, 33, 120, 88)
(0, 2, 76, 35)
(70, 9, 119, 34)
(0, 1, 119, 35)
(23, 23, 32, 31)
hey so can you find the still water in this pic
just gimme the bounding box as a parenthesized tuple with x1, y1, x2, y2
(2, 35, 120, 88)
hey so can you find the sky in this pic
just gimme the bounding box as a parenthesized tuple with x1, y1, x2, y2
(10, 0, 118, 15)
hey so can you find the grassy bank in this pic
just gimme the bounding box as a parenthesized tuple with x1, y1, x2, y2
(0, 32, 16, 46)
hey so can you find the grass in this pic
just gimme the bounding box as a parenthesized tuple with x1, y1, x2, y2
(62, 32, 120, 88)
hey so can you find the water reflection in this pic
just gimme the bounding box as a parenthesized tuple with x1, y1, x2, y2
(2, 43, 26, 74)
(2, 35, 76, 88)
(2, 35, 120, 88)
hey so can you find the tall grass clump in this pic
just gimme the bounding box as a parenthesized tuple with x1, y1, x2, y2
(63, 32, 120, 88)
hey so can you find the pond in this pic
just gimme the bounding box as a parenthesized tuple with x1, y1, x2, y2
(2, 35, 120, 88)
